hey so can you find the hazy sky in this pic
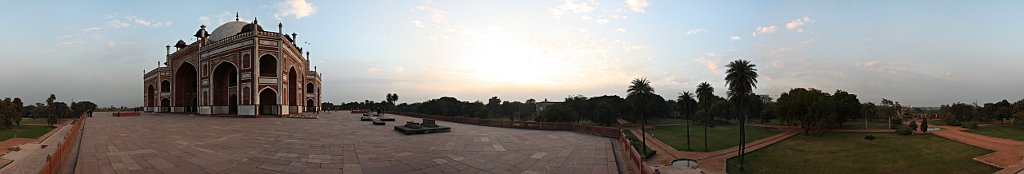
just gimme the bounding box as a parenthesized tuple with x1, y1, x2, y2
(1, 0, 1023, 107)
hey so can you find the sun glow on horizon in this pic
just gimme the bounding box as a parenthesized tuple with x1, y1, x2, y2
(453, 26, 580, 86)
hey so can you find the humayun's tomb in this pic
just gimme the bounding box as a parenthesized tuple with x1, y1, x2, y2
(143, 14, 321, 116)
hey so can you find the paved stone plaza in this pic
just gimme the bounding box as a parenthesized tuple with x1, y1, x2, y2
(74, 112, 619, 174)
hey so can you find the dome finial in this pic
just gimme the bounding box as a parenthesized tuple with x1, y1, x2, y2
(235, 12, 239, 21)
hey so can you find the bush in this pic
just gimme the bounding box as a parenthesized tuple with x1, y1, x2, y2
(961, 121, 978, 129)
(908, 121, 918, 132)
(889, 117, 904, 129)
(920, 119, 929, 132)
(896, 125, 913, 135)
(864, 135, 876, 140)
(623, 130, 657, 159)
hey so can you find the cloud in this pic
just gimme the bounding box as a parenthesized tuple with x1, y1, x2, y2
(858, 60, 880, 67)
(697, 52, 726, 75)
(616, 27, 628, 32)
(549, 0, 598, 19)
(274, 0, 317, 19)
(197, 11, 237, 26)
(82, 27, 102, 32)
(786, 16, 811, 32)
(412, 20, 425, 28)
(415, 6, 449, 25)
(752, 25, 777, 36)
(104, 14, 170, 28)
(366, 67, 380, 73)
(127, 16, 171, 27)
(107, 20, 130, 28)
(626, 0, 649, 13)
(596, 18, 610, 24)
(729, 35, 742, 41)
(686, 28, 708, 35)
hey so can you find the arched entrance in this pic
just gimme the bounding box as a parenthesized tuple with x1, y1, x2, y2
(213, 62, 238, 114)
(288, 67, 298, 113)
(259, 88, 278, 115)
(174, 63, 198, 113)
(147, 85, 156, 109)
(306, 99, 316, 112)
(160, 98, 171, 112)
(160, 80, 170, 93)
(259, 55, 277, 77)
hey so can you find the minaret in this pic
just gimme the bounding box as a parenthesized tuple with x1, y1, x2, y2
(291, 33, 297, 45)
(165, 45, 170, 55)
(235, 12, 240, 21)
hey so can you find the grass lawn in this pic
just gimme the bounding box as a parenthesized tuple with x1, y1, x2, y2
(20, 118, 60, 125)
(648, 124, 778, 152)
(0, 125, 56, 141)
(965, 125, 1024, 141)
(839, 121, 892, 129)
(927, 120, 949, 126)
(645, 118, 688, 125)
(726, 132, 999, 174)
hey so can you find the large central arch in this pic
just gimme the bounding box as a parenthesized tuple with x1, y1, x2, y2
(213, 62, 238, 114)
(288, 67, 298, 113)
(174, 62, 198, 113)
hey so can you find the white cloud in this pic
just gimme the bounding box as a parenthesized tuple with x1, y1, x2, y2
(366, 67, 380, 73)
(596, 18, 610, 24)
(616, 27, 628, 32)
(549, 0, 598, 19)
(729, 35, 742, 41)
(127, 16, 171, 27)
(626, 0, 649, 13)
(82, 27, 101, 32)
(274, 0, 317, 19)
(415, 6, 449, 25)
(686, 28, 708, 35)
(107, 20, 130, 28)
(752, 25, 777, 36)
(786, 16, 811, 32)
(197, 12, 237, 26)
(395, 67, 405, 73)
(412, 20, 425, 28)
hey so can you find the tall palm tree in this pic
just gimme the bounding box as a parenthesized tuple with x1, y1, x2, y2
(627, 78, 654, 156)
(725, 59, 758, 172)
(695, 82, 714, 152)
(678, 91, 697, 151)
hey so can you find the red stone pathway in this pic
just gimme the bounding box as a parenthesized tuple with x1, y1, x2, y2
(930, 126, 1024, 174)
(629, 127, 799, 174)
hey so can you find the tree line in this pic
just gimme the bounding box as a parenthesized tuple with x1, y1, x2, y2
(0, 94, 96, 127)
(937, 99, 1024, 126)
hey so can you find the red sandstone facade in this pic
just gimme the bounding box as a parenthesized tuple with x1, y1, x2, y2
(143, 16, 321, 116)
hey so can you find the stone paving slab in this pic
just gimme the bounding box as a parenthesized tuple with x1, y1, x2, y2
(74, 112, 618, 174)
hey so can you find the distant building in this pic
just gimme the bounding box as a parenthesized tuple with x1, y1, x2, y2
(143, 14, 322, 116)
(536, 99, 562, 113)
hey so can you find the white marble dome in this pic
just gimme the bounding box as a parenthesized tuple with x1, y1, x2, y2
(208, 21, 249, 41)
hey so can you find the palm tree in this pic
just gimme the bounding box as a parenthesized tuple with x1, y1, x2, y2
(627, 78, 654, 156)
(725, 59, 758, 172)
(678, 91, 697, 151)
(695, 82, 714, 152)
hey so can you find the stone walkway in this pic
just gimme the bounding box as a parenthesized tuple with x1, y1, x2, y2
(629, 127, 799, 174)
(0, 121, 73, 174)
(74, 112, 618, 174)
(930, 126, 1024, 174)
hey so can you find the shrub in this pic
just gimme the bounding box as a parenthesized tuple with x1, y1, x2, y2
(864, 135, 876, 140)
(920, 119, 929, 132)
(889, 117, 904, 129)
(908, 121, 918, 132)
(623, 130, 657, 159)
(896, 125, 913, 135)
(961, 121, 978, 129)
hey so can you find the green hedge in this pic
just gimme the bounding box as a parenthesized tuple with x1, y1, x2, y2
(623, 130, 657, 158)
